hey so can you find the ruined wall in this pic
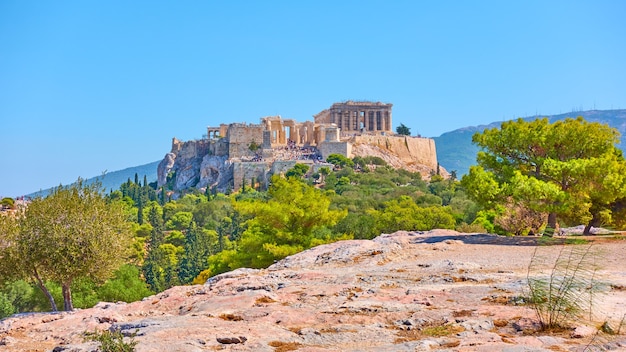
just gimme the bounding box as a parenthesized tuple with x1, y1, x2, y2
(208, 138, 229, 157)
(352, 135, 438, 169)
(170, 138, 211, 157)
(227, 123, 265, 159)
(313, 109, 331, 124)
(232, 161, 272, 191)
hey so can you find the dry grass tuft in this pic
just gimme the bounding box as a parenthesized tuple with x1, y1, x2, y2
(218, 313, 243, 321)
(255, 296, 277, 304)
(452, 309, 474, 317)
(268, 341, 302, 352)
(493, 319, 509, 327)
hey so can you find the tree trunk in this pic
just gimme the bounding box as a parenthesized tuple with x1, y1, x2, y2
(32, 267, 57, 312)
(583, 215, 599, 235)
(61, 283, 73, 311)
(547, 212, 557, 230)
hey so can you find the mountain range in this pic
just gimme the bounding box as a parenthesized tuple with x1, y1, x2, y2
(26, 109, 626, 197)
(27, 161, 160, 198)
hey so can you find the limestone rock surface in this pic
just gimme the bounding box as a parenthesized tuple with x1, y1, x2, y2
(1, 230, 625, 351)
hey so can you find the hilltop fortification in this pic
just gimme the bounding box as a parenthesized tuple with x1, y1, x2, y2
(157, 101, 440, 195)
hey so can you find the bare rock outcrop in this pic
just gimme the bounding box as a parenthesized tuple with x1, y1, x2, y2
(2, 230, 625, 351)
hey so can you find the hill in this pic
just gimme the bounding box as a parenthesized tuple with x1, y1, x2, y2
(1, 230, 624, 351)
(435, 109, 626, 176)
(27, 161, 160, 198)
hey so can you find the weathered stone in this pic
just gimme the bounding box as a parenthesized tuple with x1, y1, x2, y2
(216, 336, 247, 344)
(1, 231, 625, 352)
(571, 325, 597, 338)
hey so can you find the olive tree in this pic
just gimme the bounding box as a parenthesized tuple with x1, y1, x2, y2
(0, 180, 132, 311)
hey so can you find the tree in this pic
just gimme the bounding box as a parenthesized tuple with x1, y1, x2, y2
(0, 180, 132, 311)
(396, 123, 411, 136)
(285, 163, 310, 179)
(369, 196, 455, 233)
(1, 197, 15, 210)
(326, 154, 354, 168)
(462, 117, 626, 235)
(178, 222, 218, 284)
(201, 176, 348, 276)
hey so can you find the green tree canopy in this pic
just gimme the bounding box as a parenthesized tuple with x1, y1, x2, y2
(462, 117, 626, 235)
(1, 197, 15, 210)
(396, 123, 411, 136)
(285, 163, 310, 179)
(199, 176, 348, 278)
(0, 180, 133, 311)
(326, 154, 355, 168)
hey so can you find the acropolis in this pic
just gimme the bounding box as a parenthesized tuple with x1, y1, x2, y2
(157, 101, 438, 194)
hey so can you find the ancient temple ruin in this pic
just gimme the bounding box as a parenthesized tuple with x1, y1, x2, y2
(314, 101, 393, 134)
(158, 101, 437, 194)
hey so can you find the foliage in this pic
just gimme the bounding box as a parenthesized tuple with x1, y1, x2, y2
(326, 154, 354, 168)
(285, 163, 310, 179)
(526, 245, 603, 330)
(396, 123, 411, 136)
(0, 180, 133, 311)
(0, 280, 35, 314)
(369, 196, 456, 233)
(248, 140, 261, 151)
(493, 197, 546, 236)
(0, 292, 15, 319)
(178, 225, 220, 284)
(463, 117, 626, 234)
(0, 197, 15, 209)
(85, 329, 138, 352)
(96, 265, 153, 303)
(165, 212, 193, 231)
(199, 176, 348, 278)
(333, 212, 378, 239)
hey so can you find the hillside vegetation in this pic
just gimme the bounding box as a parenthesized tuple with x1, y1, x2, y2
(2, 116, 626, 318)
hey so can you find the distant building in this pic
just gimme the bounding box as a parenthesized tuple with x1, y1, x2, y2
(313, 101, 393, 134)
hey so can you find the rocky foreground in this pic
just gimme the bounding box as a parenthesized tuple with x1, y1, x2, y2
(1, 230, 625, 351)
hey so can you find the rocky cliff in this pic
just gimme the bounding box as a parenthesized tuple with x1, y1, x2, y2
(157, 134, 443, 196)
(1, 230, 625, 351)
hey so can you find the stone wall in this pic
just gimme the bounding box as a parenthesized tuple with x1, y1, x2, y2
(209, 138, 229, 157)
(170, 138, 210, 158)
(227, 123, 265, 159)
(232, 161, 272, 191)
(318, 141, 352, 160)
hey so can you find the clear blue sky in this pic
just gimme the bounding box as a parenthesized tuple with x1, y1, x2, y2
(1, 1, 625, 197)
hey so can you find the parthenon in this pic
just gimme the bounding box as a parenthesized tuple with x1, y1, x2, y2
(314, 101, 393, 133)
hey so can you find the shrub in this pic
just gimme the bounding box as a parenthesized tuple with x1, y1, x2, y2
(85, 329, 137, 352)
(526, 245, 603, 330)
(85, 330, 138, 352)
(0, 293, 15, 319)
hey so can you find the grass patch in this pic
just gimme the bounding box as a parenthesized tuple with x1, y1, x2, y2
(84, 329, 138, 352)
(537, 236, 589, 246)
(422, 324, 465, 337)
